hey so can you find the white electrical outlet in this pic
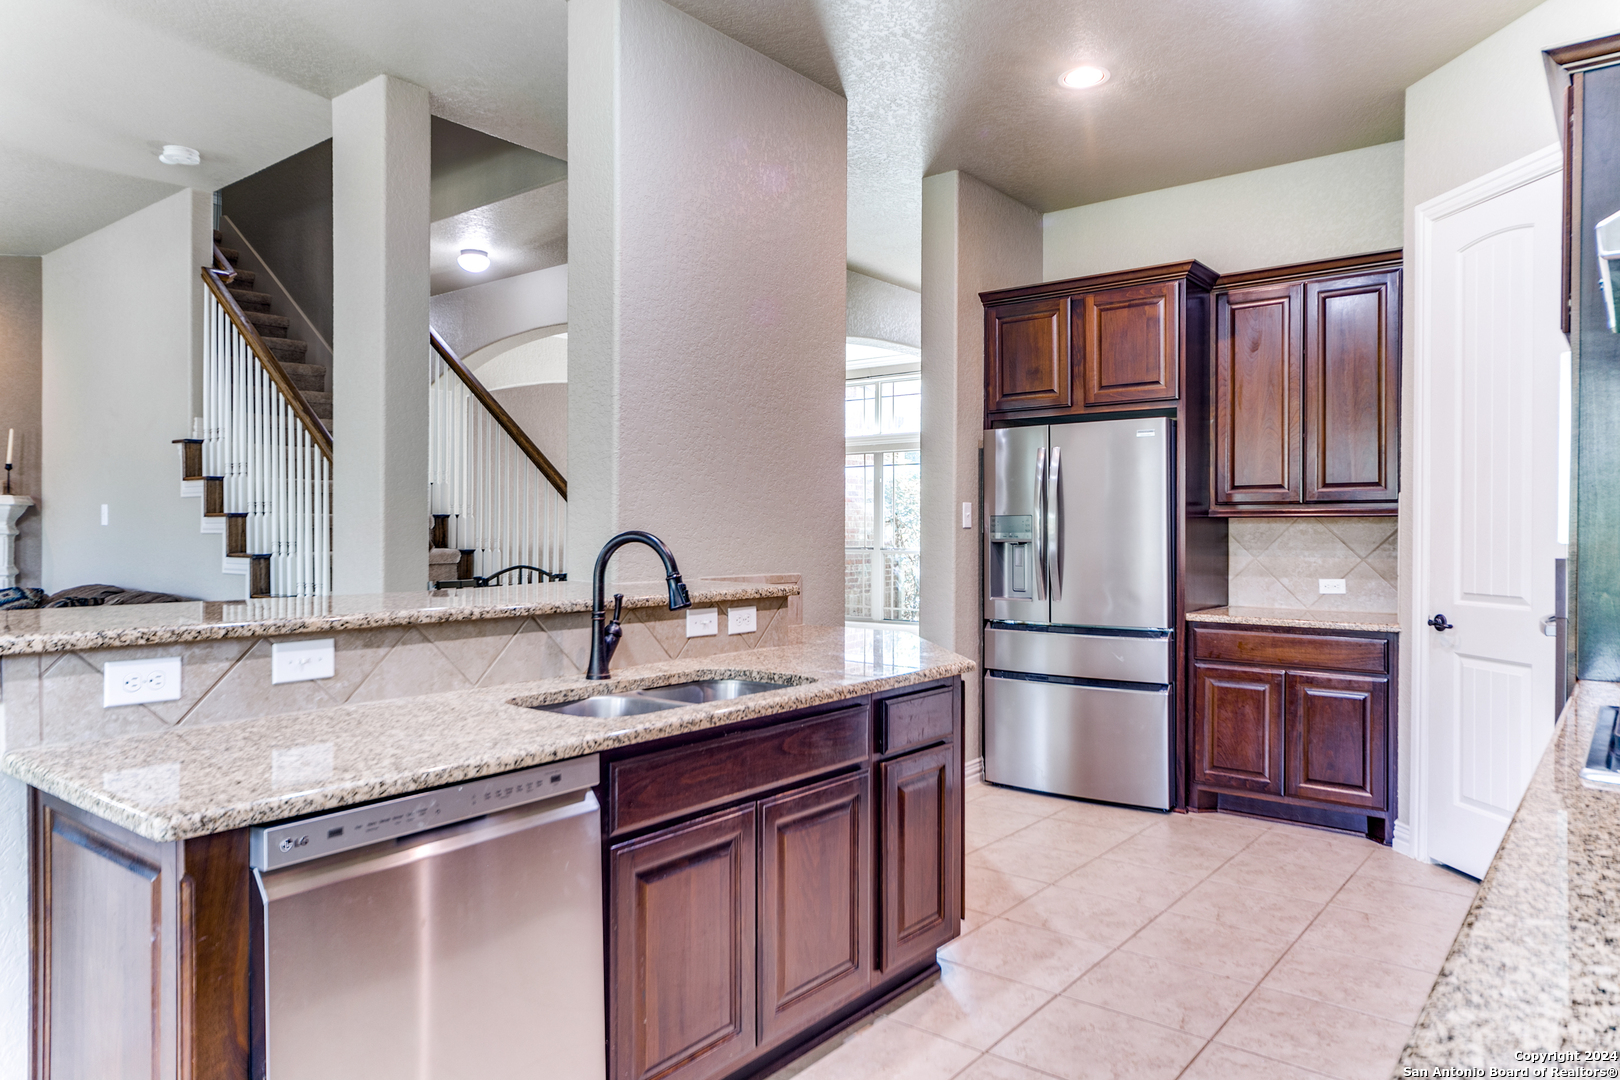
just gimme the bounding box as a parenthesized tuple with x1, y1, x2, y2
(103, 657, 182, 707)
(727, 606, 757, 634)
(1319, 578, 1347, 595)
(272, 638, 336, 684)
(686, 608, 719, 637)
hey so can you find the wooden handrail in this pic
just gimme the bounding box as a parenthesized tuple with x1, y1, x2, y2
(199, 267, 333, 460)
(430, 329, 567, 499)
(210, 242, 238, 284)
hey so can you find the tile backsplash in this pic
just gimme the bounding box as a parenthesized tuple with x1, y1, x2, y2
(1227, 518, 1397, 613)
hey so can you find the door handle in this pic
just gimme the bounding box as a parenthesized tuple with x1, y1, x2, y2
(1047, 446, 1062, 602)
(1428, 613, 1454, 631)
(1034, 446, 1047, 600)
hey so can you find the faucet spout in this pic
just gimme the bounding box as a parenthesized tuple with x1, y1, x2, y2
(587, 531, 691, 680)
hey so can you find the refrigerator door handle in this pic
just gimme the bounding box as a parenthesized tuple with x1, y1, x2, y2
(1047, 446, 1063, 601)
(1034, 446, 1047, 599)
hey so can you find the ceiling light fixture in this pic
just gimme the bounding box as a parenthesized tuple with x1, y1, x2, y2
(458, 249, 491, 273)
(158, 145, 201, 166)
(1059, 65, 1110, 89)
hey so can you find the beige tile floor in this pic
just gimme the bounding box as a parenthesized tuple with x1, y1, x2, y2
(773, 782, 1478, 1080)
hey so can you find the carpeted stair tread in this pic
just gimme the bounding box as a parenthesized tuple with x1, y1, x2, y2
(229, 287, 273, 313)
(216, 245, 241, 263)
(244, 310, 289, 337)
(229, 268, 256, 288)
(260, 336, 308, 362)
(279, 361, 327, 394)
(303, 391, 333, 420)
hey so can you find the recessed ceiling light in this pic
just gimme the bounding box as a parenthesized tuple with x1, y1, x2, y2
(458, 249, 491, 273)
(158, 145, 201, 166)
(1059, 66, 1110, 89)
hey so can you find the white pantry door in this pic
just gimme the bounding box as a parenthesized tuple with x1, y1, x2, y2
(1419, 164, 1564, 879)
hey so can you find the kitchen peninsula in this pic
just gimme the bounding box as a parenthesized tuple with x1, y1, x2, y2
(1, 578, 973, 1080)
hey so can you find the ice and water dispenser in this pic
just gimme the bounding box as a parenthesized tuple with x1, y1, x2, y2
(988, 514, 1035, 601)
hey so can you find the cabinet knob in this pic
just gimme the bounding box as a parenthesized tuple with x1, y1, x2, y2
(1427, 613, 1454, 632)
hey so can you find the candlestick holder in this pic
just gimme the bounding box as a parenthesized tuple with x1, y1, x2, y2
(4, 463, 10, 496)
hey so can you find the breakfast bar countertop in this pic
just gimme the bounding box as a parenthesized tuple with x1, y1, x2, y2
(1185, 606, 1401, 633)
(1, 625, 972, 843)
(0, 576, 801, 657)
(1399, 680, 1620, 1062)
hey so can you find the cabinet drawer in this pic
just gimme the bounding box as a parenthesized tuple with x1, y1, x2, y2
(1191, 627, 1386, 674)
(879, 686, 955, 755)
(608, 707, 870, 836)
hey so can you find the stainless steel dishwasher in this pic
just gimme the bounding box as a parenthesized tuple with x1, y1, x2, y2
(249, 756, 604, 1079)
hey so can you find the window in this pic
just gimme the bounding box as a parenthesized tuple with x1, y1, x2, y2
(845, 356, 920, 625)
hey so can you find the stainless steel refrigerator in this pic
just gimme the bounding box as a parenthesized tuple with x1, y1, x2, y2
(983, 416, 1173, 810)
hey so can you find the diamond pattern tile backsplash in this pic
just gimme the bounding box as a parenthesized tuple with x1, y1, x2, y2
(1227, 517, 1397, 613)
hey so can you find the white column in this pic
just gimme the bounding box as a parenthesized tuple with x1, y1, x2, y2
(920, 171, 1042, 768)
(332, 75, 431, 594)
(567, 0, 846, 618)
(0, 496, 33, 588)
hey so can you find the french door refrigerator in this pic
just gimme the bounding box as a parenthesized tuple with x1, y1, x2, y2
(984, 416, 1173, 810)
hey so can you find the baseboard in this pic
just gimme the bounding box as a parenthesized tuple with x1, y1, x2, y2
(965, 756, 984, 785)
(1392, 819, 1414, 857)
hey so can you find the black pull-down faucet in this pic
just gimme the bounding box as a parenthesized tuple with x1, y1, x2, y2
(587, 531, 691, 680)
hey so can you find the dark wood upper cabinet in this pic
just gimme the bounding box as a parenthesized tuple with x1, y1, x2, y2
(757, 772, 871, 1045)
(1213, 283, 1302, 505)
(877, 742, 959, 975)
(1210, 252, 1401, 516)
(1079, 281, 1180, 406)
(1302, 271, 1401, 505)
(985, 297, 1070, 413)
(982, 261, 1216, 424)
(610, 805, 758, 1080)
(1191, 663, 1284, 796)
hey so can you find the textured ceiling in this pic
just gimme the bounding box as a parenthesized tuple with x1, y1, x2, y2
(4, 0, 1548, 284)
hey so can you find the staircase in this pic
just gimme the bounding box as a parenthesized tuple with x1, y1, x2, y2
(214, 238, 332, 435)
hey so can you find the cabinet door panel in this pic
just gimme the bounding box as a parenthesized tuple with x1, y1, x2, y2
(987, 298, 1070, 413)
(1214, 284, 1302, 504)
(758, 773, 871, 1044)
(1303, 271, 1400, 503)
(1079, 282, 1180, 406)
(878, 744, 960, 974)
(1284, 672, 1388, 810)
(1191, 663, 1284, 795)
(611, 806, 756, 1080)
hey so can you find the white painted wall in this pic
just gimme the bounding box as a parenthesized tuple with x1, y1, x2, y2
(429, 263, 568, 360)
(331, 75, 431, 595)
(1395, 0, 1618, 834)
(568, 0, 847, 622)
(1043, 142, 1405, 281)
(40, 188, 230, 599)
(920, 171, 1043, 766)
(846, 269, 920, 349)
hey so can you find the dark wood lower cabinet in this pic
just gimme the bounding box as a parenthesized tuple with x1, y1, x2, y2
(605, 679, 963, 1080)
(611, 806, 758, 1080)
(758, 773, 871, 1044)
(1188, 625, 1395, 841)
(878, 744, 960, 975)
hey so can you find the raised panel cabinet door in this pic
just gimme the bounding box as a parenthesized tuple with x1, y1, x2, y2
(986, 297, 1070, 413)
(1302, 270, 1401, 504)
(757, 772, 872, 1045)
(1078, 281, 1180, 406)
(1191, 663, 1284, 795)
(877, 743, 961, 975)
(1213, 284, 1303, 505)
(611, 805, 757, 1080)
(1284, 671, 1388, 810)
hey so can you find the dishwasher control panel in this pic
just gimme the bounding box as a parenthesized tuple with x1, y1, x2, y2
(251, 755, 600, 871)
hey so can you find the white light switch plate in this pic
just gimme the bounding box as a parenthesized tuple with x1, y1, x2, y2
(727, 606, 757, 634)
(962, 502, 973, 529)
(104, 657, 182, 707)
(686, 608, 719, 637)
(272, 638, 335, 684)
(1319, 578, 1347, 595)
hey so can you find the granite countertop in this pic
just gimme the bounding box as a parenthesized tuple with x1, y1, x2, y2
(1400, 681, 1620, 1062)
(1, 626, 971, 843)
(1186, 606, 1401, 633)
(0, 576, 798, 656)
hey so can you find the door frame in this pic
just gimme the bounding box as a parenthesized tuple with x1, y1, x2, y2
(1404, 142, 1565, 862)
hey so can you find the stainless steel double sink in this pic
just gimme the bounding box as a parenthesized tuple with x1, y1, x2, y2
(534, 678, 796, 718)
